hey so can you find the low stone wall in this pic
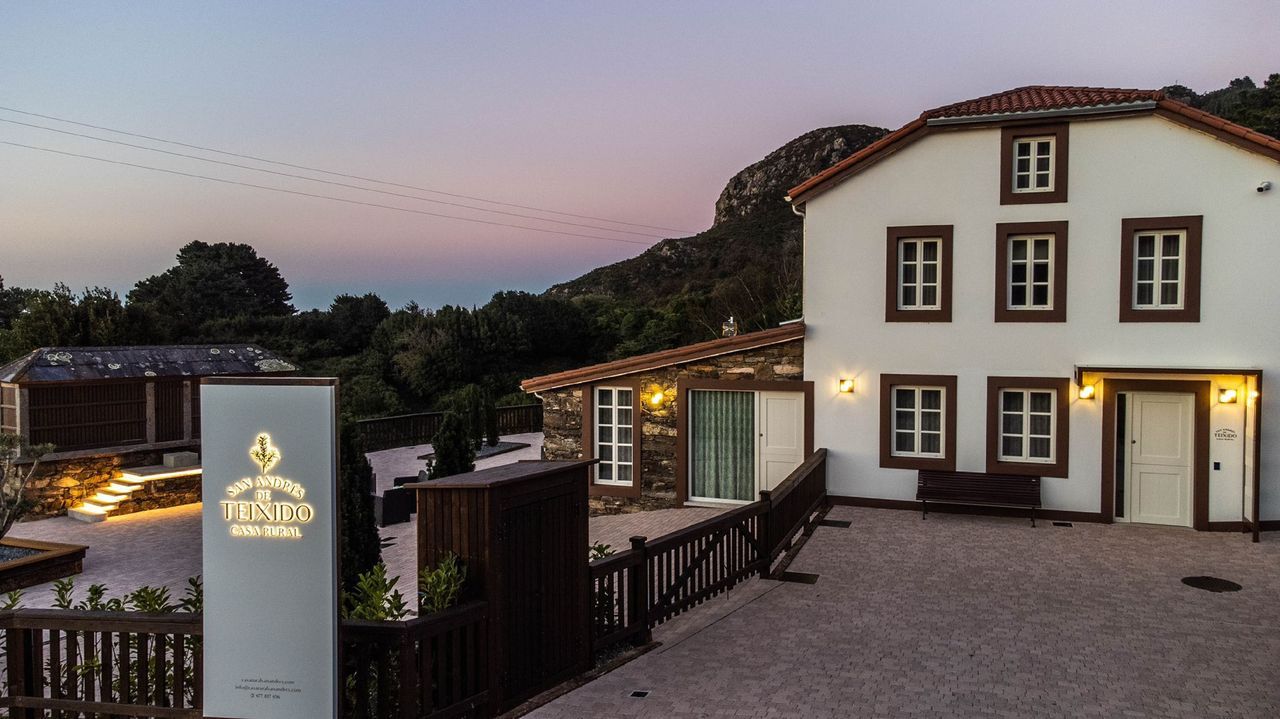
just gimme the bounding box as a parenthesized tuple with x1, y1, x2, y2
(21, 447, 200, 519)
(114, 474, 203, 517)
(541, 338, 803, 514)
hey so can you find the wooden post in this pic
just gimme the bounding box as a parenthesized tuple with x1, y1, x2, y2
(628, 536, 651, 645)
(5, 625, 34, 719)
(397, 629, 417, 719)
(182, 381, 193, 441)
(144, 382, 157, 444)
(758, 489, 773, 575)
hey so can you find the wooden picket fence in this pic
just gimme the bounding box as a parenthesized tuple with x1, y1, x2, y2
(589, 448, 828, 651)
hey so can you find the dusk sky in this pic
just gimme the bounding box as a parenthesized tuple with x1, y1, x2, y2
(2, 1, 1277, 310)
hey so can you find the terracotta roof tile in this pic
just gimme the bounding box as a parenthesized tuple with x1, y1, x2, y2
(521, 323, 804, 393)
(922, 85, 1165, 119)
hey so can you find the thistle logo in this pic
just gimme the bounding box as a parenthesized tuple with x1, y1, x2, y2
(220, 433, 315, 539)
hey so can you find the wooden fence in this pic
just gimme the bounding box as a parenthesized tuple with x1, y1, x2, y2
(589, 448, 828, 652)
(358, 404, 543, 451)
(342, 600, 490, 719)
(0, 609, 203, 718)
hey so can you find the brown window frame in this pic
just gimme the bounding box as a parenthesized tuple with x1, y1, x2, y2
(985, 376, 1070, 478)
(1119, 216, 1203, 323)
(581, 379, 643, 498)
(885, 225, 954, 323)
(1000, 123, 1069, 205)
(879, 373, 957, 471)
(994, 221, 1068, 322)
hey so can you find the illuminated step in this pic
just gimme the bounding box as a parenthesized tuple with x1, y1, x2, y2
(106, 482, 142, 494)
(68, 504, 110, 523)
(118, 465, 202, 482)
(90, 492, 127, 505)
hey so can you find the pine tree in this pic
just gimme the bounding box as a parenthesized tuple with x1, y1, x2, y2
(428, 412, 476, 479)
(338, 423, 381, 591)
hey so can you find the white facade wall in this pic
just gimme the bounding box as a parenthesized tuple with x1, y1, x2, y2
(803, 113, 1280, 521)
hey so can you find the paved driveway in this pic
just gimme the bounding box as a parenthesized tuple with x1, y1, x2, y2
(533, 506, 1280, 718)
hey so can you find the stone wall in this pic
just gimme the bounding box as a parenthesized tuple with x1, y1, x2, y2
(539, 339, 803, 514)
(20, 447, 200, 519)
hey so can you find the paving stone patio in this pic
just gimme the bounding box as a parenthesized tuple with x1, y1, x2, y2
(531, 506, 1280, 719)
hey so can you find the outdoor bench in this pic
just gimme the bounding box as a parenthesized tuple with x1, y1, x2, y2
(916, 470, 1042, 526)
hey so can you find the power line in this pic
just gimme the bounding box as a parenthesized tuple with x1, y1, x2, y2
(0, 116, 665, 238)
(0, 140, 650, 245)
(0, 104, 696, 234)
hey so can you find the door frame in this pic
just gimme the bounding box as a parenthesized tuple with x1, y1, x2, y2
(676, 378, 814, 504)
(1101, 378, 1210, 530)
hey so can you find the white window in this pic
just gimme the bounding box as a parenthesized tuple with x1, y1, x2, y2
(892, 386, 944, 458)
(999, 389, 1055, 463)
(1133, 230, 1186, 309)
(1013, 137, 1055, 193)
(897, 238, 941, 310)
(594, 387, 634, 485)
(1008, 235, 1053, 309)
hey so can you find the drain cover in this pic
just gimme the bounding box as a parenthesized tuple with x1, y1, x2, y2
(1181, 576, 1242, 593)
(777, 571, 819, 584)
(1052, 521, 1073, 527)
(630, 690, 650, 699)
(818, 519, 852, 528)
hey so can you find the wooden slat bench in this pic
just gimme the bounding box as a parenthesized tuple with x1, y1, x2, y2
(916, 471, 1042, 526)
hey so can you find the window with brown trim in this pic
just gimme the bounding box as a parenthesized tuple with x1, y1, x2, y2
(985, 377, 1069, 477)
(1119, 216, 1202, 322)
(879, 373, 957, 471)
(581, 380, 643, 498)
(885, 226, 953, 322)
(1000, 124, 1068, 205)
(995, 221, 1068, 322)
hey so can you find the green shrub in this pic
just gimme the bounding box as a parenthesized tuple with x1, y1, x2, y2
(342, 564, 409, 621)
(419, 553, 465, 615)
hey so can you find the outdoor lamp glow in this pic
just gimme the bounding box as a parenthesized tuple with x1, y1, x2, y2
(1219, 388, 1238, 404)
(1078, 384, 1096, 400)
(838, 378, 855, 394)
(649, 390, 666, 407)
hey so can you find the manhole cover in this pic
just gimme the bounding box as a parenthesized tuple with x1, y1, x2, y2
(1181, 576, 1242, 593)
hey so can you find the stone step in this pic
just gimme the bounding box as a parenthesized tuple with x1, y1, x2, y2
(90, 492, 127, 505)
(118, 465, 202, 482)
(68, 504, 110, 523)
(106, 482, 142, 495)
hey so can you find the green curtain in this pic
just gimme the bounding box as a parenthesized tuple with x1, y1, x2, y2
(690, 390, 755, 501)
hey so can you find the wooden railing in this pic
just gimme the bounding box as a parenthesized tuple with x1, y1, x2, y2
(589, 448, 829, 653)
(0, 609, 203, 718)
(358, 404, 544, 451)
(762, 448, 828, 562)
(342, 600, 489, 719)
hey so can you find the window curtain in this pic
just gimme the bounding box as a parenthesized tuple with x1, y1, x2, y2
(690, 390, 754, 501)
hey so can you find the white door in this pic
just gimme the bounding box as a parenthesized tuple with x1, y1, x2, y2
(757, 392, 805, 491)
(1126, 392, 1195, 527)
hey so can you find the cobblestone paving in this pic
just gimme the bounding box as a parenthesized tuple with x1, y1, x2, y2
(532, 506, 1280, 719)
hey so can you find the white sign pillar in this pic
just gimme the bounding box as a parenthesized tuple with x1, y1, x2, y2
(200, 377, 339, 719)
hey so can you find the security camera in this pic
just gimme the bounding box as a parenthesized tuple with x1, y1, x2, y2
(1260, 181, 1274, 193)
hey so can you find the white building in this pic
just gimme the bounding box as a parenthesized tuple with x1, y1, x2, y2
(790, 86, 1280, 539)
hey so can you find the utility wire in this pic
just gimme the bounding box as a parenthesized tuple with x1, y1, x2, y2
(0, 140, 650, 246)
(0, 105, 696, 234)
(0, 116, 665, 238)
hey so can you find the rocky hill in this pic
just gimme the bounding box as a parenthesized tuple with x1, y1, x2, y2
(548, 124, 887, 321)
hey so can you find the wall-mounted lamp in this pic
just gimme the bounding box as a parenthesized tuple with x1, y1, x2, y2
(1250, 390, 1260, 401)
(1077, 384, 1096, 400)
(643, 384, 674, 415)
(1219, 388, 1238, 404)
(649, 390, 667, 408)
(838, 378, 855, 394)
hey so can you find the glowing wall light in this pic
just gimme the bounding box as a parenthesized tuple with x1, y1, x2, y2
(1077, 384, 1096, 400)
(1219, 388, 1238, 404)
(838, 378, 855, 394)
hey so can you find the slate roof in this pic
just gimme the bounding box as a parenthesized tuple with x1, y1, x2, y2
(921, 85, 1163, 120)
(0, 345, 297, 384)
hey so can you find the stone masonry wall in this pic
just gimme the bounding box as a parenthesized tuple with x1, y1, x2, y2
(21, 448, 199, 519)
(539, 338, 803, 515)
